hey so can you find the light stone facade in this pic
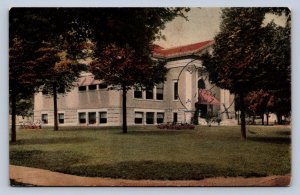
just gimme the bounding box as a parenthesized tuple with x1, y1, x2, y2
(34, 42, 236, 126)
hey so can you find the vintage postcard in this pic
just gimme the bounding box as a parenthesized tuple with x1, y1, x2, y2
(9, 7, 291, 186)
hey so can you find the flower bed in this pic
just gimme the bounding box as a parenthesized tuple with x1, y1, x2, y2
(157, 123, 195, 130)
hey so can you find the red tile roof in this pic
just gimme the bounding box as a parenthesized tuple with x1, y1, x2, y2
(153, 40, 214, 59)
(77, 41, 214, 86)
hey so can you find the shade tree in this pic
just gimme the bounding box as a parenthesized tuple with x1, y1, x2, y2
(201, 8, 290, 140)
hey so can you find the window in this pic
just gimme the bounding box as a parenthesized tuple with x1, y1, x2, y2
(146, 87, 153, 99)
(78, 112, 86, 124)
(135, 112, 143, 124)
(174, 81, 178, 100)
(99, 83, 108, 89)
(198, 79, 206, 89)
(41, 114, 48, 124)
(88, 112, 96, 124)
(99, 112, 107, 124)
(173, 112, 178, 123)
(146, 112, 154, 124)
(157, 112, 164, 124)
(88, 85, 97, 90)
(58, 113, 64, 124)
(134, 86, 143, 99)
(156, 83, 164, 100)
(78, 86, 86, 91)
(199, 104, 208, 118)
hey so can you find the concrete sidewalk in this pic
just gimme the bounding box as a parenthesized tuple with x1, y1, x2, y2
(9, 165, 291, 187)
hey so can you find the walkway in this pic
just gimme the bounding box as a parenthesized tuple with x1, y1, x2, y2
(10, 165, 291, 187)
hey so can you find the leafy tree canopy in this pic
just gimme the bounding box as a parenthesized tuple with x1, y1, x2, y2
(201, 8, 290, 139)
(202, 8, 290, 94)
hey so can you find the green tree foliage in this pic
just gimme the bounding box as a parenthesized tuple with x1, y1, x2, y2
(88, 8, 189, 133)
(260, 13, 291, 123)
(201, 8, 290, 139)
(36, 42, 86, 131)
(90, 44, 167, 133)
(245, 90, 273, 125)
(9, 8, 188, 136)
(9, 37, 37, 142)
(9, 8, 88, 139)
(31, 9, 89, 131)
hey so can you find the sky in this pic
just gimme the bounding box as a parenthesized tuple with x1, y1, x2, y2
(155, 8, 221, 48)
(155, 7, 288, 49)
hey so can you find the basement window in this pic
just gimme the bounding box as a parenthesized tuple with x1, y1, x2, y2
(41, 114, 48, 124)
(88, 112, 96, 124)
(58, 113, 64, 124)
(135, 112, 143, 124)
(78, 112, 86, 124)
(99, 112, 107, 124)
(146, 112, 154, 124)
(157, 112, 164, 124)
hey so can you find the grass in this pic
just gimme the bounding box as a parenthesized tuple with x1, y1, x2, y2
(10, 125, 291, 180)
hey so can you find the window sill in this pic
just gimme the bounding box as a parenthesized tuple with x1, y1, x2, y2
(78, 123, 108, 125)
(133, 98, 164, 102)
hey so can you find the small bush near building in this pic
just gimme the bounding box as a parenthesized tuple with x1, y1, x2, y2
(157, 123, 195, 130)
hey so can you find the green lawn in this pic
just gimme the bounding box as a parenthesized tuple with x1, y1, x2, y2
(10, 125, 291, 180)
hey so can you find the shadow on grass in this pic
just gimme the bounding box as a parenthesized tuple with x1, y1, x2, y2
(275, 131, 291, 136)
(10, 150, 87, 171)
(11, 137, 95, 145)
(248, 136, 291, 144)
(115, 130, 192, 136)
(41, 126, 120, 131)
(63, 161, 267, 180)
(10, 150, 270, 180)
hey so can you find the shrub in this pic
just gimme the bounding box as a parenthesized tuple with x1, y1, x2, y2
(157, 123, 195, 130)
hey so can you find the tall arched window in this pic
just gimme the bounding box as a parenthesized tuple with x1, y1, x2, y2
(198, 79, 206, 89)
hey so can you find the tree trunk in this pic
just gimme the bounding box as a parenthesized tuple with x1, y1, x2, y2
(277, 114, 282, 124)
(53, 82, 58, 131)
(239, 92, 247, 140)
(11, 81, 17, 142)
(261, 114, 264, 125)
(122, 86, 127, 133)
(193, 103, 199, 125)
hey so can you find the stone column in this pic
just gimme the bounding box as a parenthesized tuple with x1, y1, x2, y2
(185, 69, 193, 123)
(220, 89, 226, 119)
